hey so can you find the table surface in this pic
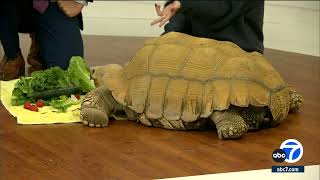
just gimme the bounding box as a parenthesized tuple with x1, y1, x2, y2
(1, 35, 319, 180)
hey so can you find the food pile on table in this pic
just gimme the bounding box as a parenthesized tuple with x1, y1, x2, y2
(0, 56, 96, 124)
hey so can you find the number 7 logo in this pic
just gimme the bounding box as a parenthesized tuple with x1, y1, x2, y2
(280, 139, 303, 163)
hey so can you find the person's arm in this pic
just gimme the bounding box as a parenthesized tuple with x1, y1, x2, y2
(57, 1, 83, 18)
(151, 1, 181, 27)
(57, 0, 92, 18)
(75, 0, 88, 6)
(164, 0, 177, 7)
(244, 1, 264, 42)
(151, 0, 248, 31)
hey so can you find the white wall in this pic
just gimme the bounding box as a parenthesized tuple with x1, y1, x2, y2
(81, 1, 319, 56)
(263, 1, 319, 56)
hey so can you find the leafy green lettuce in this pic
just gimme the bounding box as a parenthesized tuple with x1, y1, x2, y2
(68, 56, 95, 92)
(50, 95, 81, 112)
(11, 56, 95, 111)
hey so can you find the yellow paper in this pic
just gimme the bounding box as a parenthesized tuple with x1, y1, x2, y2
(0, 79, 82, 125)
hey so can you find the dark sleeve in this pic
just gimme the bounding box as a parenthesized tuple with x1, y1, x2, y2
(180, 0, 248, 31)
(244, 1, 264, 44)
(163, 0, 191, 35)
(163, 13, 192, 35)
(164, 0, 176, 7)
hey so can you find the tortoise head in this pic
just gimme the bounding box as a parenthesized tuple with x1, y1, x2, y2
(90, 64, 123, 87)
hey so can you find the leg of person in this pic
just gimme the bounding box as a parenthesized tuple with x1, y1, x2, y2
(27, 33, 45, 75)
(16, 0, 44, 74)
(0, 0, 25, 80)
(35, 2, 83, 70)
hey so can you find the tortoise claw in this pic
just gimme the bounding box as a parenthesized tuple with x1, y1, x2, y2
(80, 108, 109, 128)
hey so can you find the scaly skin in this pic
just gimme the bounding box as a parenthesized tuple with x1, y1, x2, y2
(80, 89, 270, 139)
(231, 106, 271, 130)
(80, 86, 112, 127)
(211, 110, 248, 139)
(80, 86, 302, 140)
(287, 86, 303, 113)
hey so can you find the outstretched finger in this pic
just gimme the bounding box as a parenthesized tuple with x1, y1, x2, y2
(150, 16, 165, 26)
(155, 3, 163, 16)
(159, 15, 171, 27)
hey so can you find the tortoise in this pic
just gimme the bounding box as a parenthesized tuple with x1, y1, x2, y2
(80, 32, 303, 139)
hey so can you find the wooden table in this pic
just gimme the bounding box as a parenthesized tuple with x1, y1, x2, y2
(1, 35, 319, 180)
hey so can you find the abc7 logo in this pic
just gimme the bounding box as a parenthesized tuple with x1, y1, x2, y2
(272, 139, 303, 163)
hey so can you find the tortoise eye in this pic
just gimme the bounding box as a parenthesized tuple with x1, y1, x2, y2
(90, 69, 95, 79)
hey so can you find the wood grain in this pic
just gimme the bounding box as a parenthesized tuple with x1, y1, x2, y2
(0, 35, 319, 180)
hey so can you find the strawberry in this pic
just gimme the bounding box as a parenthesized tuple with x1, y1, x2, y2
(24, 102, 32, 110)
(30, 105, 39, 112)
(75, 94, 81, 100)
(24, 102, 39, 112)
(36, 99, 44, 107)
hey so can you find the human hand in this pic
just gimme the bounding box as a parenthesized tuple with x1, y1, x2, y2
(150, 1, 181, 27)
(57, 0, 84, 18)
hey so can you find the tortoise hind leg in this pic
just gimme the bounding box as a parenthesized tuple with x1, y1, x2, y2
(287, 86, 303, 113)
(289, 93, 303, 113)
(80, 86, 111, 128)
(211, 110, 248, 139)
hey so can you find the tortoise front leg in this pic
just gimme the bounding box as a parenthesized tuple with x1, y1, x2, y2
(211, 110, 248, 139)
(80, 86, 111, 128)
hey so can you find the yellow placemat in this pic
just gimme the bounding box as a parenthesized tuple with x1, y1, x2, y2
(0, 79, 82, 124)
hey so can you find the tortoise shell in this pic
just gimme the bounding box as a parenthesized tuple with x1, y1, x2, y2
(103, 32, 290, 123)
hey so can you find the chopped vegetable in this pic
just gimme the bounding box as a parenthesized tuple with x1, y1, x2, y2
(75, 94, 81, 100)
(68, 56, 95, 92)
(36, 100, 44, 108)
(24, 102, 32, 110)
(49, 95, 80, 112)
(30, 105, 39, 112)
(23, 102, 39, 112)
(29, 87, 81, 100)
(11, 56, 95, 111)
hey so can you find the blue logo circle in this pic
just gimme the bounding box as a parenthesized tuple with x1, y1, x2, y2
(280, 139, 303, 163)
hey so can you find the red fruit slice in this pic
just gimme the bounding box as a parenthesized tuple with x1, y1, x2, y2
(36, 100, 44, 107)
(24, 102, 39, 112)
(75, 94, 81, 100)
(24, 102, 32, 110)
(30, 105, 39, 112)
